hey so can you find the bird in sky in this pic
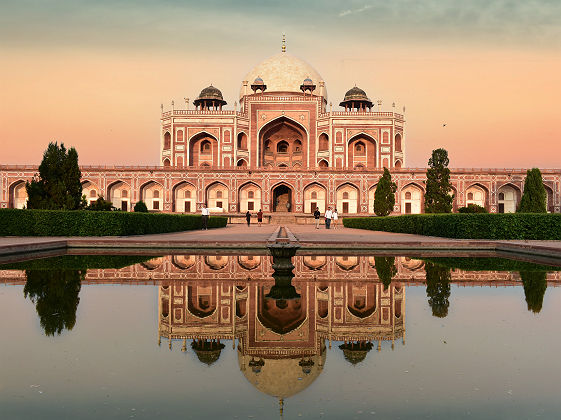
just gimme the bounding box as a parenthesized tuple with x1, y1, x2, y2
(443, 123, 447, 127)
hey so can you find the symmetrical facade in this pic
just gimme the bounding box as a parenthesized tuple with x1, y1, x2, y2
(1, 46, 560, 216)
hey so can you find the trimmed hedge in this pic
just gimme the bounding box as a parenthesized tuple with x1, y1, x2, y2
(0, 209, 227, 236)
(423, 257, 560, 272)
(343, 213, 561, 240)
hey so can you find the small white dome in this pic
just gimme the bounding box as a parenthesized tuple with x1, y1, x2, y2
(241, 52, 327, 99)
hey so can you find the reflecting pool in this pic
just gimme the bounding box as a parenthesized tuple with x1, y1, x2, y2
(1, 253, 561, 419)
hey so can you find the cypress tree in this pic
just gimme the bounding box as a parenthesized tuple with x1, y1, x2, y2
(374, 167, 397, 216)
(520, 271, 547, 314)
(424, 148, 454, 213)
(518, 168, 547, 213)
(425, 261, 451, 318)
(374, 256, 397, 290)
(26, 142, 82, 210)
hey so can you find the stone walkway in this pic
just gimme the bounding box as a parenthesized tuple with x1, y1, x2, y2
(1, 223, 560, 264)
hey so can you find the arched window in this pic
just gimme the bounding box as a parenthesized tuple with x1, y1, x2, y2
(237, 159, 247, 167)
(355, 142, 365, 155)
(343, 192, 349, 200)
(216, 190, 223, 199)
(153, 190, 160, 199)
(163, 158, 171, 167)
(201, 140, 211, 153)
(277, 141, 289, 153)
(311, 191, 317, 199)
(122, 190, 128, 198)
(319, 134, 329, 151)
(164, 132, 171, 149)
(395, 134, 402, 152)
(395, 160, 402, 169)
(319, 160, 328, 169)
(498, 192, 505, 200)
(405, 192, 412, 200)
(184, 190, 191, 199)
(248, 190, 254, 199)
(89, 190, 97, 198)
(294, 140, 302, 152)
(467, 192, 474, 200)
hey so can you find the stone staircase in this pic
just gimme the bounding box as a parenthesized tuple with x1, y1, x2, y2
(268, 212, 298, 224)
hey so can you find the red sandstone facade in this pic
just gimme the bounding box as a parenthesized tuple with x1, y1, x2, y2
(1, 49, 560, 215)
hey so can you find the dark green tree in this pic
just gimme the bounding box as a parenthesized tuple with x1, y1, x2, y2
(374, 168, 397, 216)
(518, 168, 547, 213)
(424, 148, 454, 213)
(458, 204, 487, 213)
(24, 269, 83, 336)
(25, 142, 82, 210)
(425, 261, 451, 318)
(375, 256, 397, 290)
(134, 201, 148, 212)
(520, 271, 548, 313)
(86, 197, 113, 211)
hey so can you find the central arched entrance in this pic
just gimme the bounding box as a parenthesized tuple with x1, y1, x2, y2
(272, 184, 293, 212)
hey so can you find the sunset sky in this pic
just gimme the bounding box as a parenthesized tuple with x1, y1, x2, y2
(1, 0, 560, 168)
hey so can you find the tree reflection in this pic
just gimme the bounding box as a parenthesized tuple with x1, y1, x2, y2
(425, 262, 451, 318)
(374, 256, 397, 290)
(520, 271, 548, 314)
(24, 269, 83, 336)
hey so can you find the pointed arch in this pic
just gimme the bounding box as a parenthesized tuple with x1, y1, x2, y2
(367, 183, 378, 214)
(107, 180, 131, 211)
(270, 181, 295, 212)
(347, 132, 377, 170)
(465, 183, 489, 210)
(543, 183, 554, 213)
(140, 180, 164, 211)
(258, 116, 309, 169)
(172, 181, 197, 213)
(188, 131, 219, 167)
(318, 159, 329, 169)
(400, 182, 424, 214)
(238, 181, 262, 212)
(8, 180, 27, 209)
(336, 182, 360, 214)
(206, 181, 229, 211)
(303, 182, 327, 213)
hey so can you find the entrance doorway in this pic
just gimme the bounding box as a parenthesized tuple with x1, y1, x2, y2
(272, 185, 292, 212)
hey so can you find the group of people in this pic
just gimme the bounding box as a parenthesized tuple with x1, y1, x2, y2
(245, 209, 264, 227)
(314, 206, 339, 229)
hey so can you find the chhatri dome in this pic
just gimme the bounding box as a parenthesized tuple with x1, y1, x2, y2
(240, 40, 326, 100)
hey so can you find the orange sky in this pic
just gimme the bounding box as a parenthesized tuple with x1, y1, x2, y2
(1, 1, 560, 168)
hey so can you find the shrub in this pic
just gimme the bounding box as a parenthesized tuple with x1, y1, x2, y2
(458, 204, 487, 213)
(86, 197, 113, 211)
(0, 209, 227, 236)
(342, 213, 561, 240)
(134, 201, 148, 212)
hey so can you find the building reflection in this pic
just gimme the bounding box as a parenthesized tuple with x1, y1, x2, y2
(158, 272, 405, 407)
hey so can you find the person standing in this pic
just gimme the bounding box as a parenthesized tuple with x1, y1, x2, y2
(332, 208, 339, 229)
(257, 209, 263, 227)
(201, 204, 209, 230)
(313, 207, 321, 229)
(324, 207, 333, 229)
(245, 210, 251, 227)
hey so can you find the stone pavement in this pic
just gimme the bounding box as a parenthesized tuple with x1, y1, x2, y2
(1, 223, 561, 265)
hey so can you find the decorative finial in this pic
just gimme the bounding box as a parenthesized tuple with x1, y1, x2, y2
(279, 398, 284, 417)
(281, 33, 286, 53)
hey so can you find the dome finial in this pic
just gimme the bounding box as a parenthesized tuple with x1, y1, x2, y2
(281, 33, 286, 53)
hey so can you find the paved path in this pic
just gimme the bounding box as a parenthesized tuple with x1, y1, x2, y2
(1, 224, 561, 265)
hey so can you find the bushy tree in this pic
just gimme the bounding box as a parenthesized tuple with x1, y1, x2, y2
(24, 269, 83, 336)
(518, 168, 547, 213)
(520, 271, 547, 313)
(425, 261, 451, 318)
(134, 201, 148, 212)
(458, 204, 487, 213)
(425, 148, 454, 213)
(374, 168, 397, 216)
(86, 197, 113, 211)
(25, 142, 82, 210)
(375, 256, 397, 290)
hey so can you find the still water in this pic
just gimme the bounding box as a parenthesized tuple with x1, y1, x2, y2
(1, 253, 561, 419)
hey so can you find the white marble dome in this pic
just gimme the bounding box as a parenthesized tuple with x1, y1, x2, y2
(240, 52, 327, 99)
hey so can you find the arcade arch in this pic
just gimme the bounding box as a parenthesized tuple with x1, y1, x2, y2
(173, 182, 197, 213)
(9, 180, 27, 209)
(367, 184, 378, 214)
(271, 183, 294, 212)
(82, 181, 100, 205)
(497, 184, 520, 213)
(206, 182, 229, 211)
(239, 182, 262, 212)
(107, 181, 131, 211)
(400, 184, 423, 214)
(303, 183, 326, 213)
(336, 183, 359, 214)
(465, 184, 488, 209)
(141, 181, 163, 211)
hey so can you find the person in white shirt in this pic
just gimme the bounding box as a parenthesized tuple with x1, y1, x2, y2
(324, 207, 333, 229)
(332, 208, 339, 229)
(201, 204, 210, 230)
